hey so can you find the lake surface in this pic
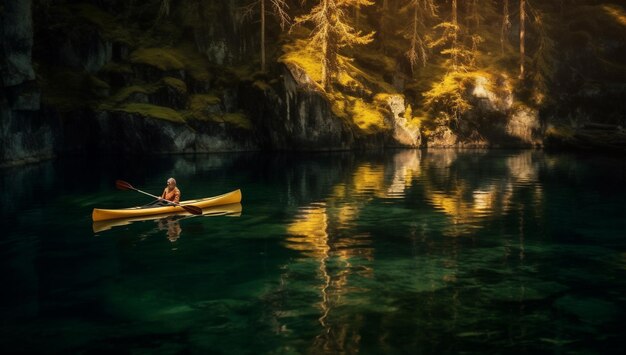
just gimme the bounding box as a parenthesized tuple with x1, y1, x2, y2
(1, 150, 625, 353)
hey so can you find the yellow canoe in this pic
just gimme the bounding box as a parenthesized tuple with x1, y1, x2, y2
(93, 203, 242, 233)
(92, 189, 242, 222)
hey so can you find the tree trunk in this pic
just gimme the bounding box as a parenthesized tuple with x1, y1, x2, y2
(261, 0, 266, 72)
(501, 0, 509, 54)
(452, 0, 458, 68)
(519, 0, 526, 79)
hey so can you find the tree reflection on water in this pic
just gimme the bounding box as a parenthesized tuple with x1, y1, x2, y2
(279, 149, 547, 352)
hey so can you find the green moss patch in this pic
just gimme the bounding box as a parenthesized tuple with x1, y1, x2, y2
(100, 61, 133, 75)
(172, 43, 212, 82)
(108, 85, 152, 104)
(220, 113, 252, 130)
(110, 103, 185, 123)
(129, 44, 212, 82)
(253, 80, 271, 91)
(162, 77, 187, 95)
(280, 40, 323, 84)
(189, 94, 221, 112)
(130, 47, 185, 71)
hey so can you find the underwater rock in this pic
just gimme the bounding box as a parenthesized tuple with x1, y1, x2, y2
(483, 280, 568, 303)
(554, 295, 617, 325)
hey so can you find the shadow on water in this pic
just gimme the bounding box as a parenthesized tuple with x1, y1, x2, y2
(1, 150, 625, 353)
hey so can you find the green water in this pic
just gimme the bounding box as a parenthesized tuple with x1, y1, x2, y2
(1, 150, 625, 353)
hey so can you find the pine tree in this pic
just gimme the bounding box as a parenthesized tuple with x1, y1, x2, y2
(403, 0, 437, 73)
(428, 0, 478, 71)
(501, 0, 511, 54)
(293, 0, 375, 90)
(159, 0, 171, 19)
(526, 3, 556, 104)
(520, 0, 526, 79)
(242, 0, 291, 72)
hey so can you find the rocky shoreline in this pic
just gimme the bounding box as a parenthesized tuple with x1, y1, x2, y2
(1, 1, 624, 168)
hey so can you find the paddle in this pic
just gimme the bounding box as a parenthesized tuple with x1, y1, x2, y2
(115, 180, 203, 215)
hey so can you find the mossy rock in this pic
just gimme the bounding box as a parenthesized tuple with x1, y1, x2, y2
(129, 44, 212, 82)
(172, 43, 212, 82)
(221, 113, 252, 130)
(110, 103, 185, 123)
(189, 94, 221, 114)
(87, 75, 110, 97)
(130, 48, 185, 71)
(252, 80, 271, 92)
(100, 62, 133, 75)
(280, 40, 323, 84)
(108, 84, 156, 105)
(162, 77, 188, 95)
(352, 98, 388, 133)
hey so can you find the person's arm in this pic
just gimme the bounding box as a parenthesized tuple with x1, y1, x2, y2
(173, 189, 180, 204)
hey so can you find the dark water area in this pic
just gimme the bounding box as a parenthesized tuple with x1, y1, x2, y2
(1, 150, 625, 353)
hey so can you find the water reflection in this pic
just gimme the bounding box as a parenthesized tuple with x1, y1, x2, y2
(1, 150, 625, 353)
(92, 203, 243, 241)
(156, 216, 182, 242)
(279, 149, 548, 352)
(421, 150, 544, 237)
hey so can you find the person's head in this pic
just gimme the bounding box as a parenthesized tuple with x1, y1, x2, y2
(166, 177, 177, 190)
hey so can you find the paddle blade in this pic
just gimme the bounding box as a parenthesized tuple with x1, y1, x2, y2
(182, 204, 203, 215)
(115, 180, 134, 191)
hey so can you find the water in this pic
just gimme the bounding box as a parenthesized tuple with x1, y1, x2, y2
(1, 150, 625, 353)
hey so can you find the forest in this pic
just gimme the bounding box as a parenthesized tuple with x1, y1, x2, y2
(1, 0, 625, 165)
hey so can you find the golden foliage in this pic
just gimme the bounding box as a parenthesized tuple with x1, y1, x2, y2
(351, 99, 387, 133)
(423, 71, 474, 119)
(603, 4, 626, 26)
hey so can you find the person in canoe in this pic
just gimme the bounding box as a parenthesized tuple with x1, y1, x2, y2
(144, 177, 181, 207)
(162, 177, 181, 204)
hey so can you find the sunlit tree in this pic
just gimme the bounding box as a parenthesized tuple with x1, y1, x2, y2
(520, 0, 526, 79)
(428, 0, 473, 70)
(293, 0, 375, 90)
(403, 0, 437, 73)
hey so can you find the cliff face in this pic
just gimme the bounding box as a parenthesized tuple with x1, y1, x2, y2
(0, 0, 420, 167)
(0, 0, 55, 165)
(0, 1, 623, 167)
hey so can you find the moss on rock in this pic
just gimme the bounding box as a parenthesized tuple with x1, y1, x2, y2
(111, 103, 185, 123)
(220, 112, 252, 130)
(162, 77, 187, 95)
(129, 44, 212, 82)
(130, 47, 185, 71)
(100, 62, 133, 75)
(351, 99, 388, 133)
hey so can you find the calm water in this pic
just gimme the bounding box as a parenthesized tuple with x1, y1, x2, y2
(1, 150, 625, 353)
